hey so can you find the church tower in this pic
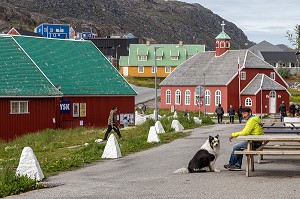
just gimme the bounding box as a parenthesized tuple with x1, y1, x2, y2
(215, 21, 231, 56)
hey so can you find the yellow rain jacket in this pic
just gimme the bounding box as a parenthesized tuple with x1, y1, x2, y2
(231, 115, 264, 138)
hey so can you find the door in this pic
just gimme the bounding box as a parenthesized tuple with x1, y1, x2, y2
(123, 67, 128, 77)
(269, 90, 276, 113)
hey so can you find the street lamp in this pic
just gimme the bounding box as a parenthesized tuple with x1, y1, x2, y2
(115, 45, 120, 70)
(154, 46, 162, 122)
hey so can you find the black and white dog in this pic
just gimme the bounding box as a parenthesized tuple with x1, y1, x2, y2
(174, 135, 220, 173)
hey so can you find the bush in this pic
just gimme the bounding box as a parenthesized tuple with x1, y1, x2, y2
(277, 67, 292, 78)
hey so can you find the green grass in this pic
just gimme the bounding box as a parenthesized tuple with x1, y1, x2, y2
(288, 88, 300, 104)
(125, 77, 166, 88)
(0, 113, 213, 197)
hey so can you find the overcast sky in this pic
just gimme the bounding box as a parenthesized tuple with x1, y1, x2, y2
(182, 0, 299, 48)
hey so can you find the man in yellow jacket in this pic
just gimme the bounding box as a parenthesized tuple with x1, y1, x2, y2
(224, 108, 264, 171)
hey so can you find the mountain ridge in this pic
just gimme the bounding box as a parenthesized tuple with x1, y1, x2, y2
(0, 0, 254, 50)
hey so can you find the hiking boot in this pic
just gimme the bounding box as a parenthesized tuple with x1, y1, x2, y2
(227, 165, 241, 171)
(224, 164, 230, 169)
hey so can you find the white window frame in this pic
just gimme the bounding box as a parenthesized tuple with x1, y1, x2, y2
(220, 41, 225, 48)
(10, 101, 29, 114)
(156, 56, 163, 60)
(165, 66, 171, 73)
(245, 98, 252, 106)
(226, 41, 230, 48)
(166, 90, 171, 104)
(205, 90, 210, 105)
(270, 72, 275, 80)
(138, 66, 144, 73)
(152, 66, 156, 73)
(138, 55, 147, 61)
(215, 90, 221, 106)
(185, 90, 191, 105)
(171, 56, 179, 61)
(175, 90, 181, 105)
(241, 71, 246, 80)
(216, 41, 219, 48)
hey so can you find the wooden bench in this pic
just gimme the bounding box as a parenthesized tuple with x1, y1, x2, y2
(235, 150, 300, 155)
(262, 123, 300, 134)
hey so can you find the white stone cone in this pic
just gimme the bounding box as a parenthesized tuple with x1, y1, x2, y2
(147, 126, 160, 143)
(155, 121, 165, 134)
(171, 120, 184, 132)
(101, 134, 122, 159)
(16, 147, 44, 181)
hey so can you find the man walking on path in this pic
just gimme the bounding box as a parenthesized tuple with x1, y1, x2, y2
(103, 106, 122, 140)
(278, 101, 287, 122)
(215, 104, 224, 124)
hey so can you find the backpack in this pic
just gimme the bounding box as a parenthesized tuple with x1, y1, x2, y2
(216, 107, 223, 115)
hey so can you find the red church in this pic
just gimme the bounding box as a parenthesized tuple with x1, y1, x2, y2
(160, 22, 290, 115)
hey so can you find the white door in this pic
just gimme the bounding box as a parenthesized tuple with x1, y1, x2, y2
(123, 67, 128, 77)
(269, 91, 276, 113)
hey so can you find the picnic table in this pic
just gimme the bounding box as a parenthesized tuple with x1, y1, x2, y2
(262, 122, 300, 134)
(234, 135, 300, 177)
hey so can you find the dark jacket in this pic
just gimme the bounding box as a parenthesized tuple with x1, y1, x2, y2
(215, 107, 224, 115)
(228, 107, 235, 116)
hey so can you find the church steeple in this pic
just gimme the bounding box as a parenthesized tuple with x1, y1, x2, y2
(215, 21, 231, 56)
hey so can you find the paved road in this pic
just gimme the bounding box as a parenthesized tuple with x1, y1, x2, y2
(131, 84, 160, 106)
(9, 124, 300, 199)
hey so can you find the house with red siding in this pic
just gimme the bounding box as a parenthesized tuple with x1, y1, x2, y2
(0, 35, 136, 141)
(159, 22, 290, 115)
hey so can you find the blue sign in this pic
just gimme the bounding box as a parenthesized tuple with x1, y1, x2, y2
(60, 101, 71, 113)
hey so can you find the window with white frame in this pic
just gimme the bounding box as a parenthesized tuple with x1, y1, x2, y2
(138, 55, 147, 61)
(270, 72, 275, 80)
(171, 56, 179, 60)
(152, 66, 156, 73)
(220, 41, 225, 48)
(166, 90, 171, 104)
(241, 71, 246, 80)
(245, 98, 252, 106)
(205, 90, 210, 105)
(175, 90, 181, 105)
(138, 66, 144, 73)
(216, 41, 219, 48)
(10, 101, 29, 114)
(226, 41, 230, 48)
(156, 56, 163, 60)
(215, 90, 221, 106)
(185, 90, 191, 105)
(165, 66, 171, 73)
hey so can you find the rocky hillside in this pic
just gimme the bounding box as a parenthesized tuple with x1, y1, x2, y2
(0, 0, 254, 50)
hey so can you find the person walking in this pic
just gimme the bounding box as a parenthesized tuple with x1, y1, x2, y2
(224, 108, 264, 171)
(289, 103, 296, 117)
(237, 105, 243, 123)
(215, 104, 224, 124)
(141, 103, 147, 115)
(103, 106, 123, 140)
(228, 105, 235, 124)
(278, 101, 287, 122)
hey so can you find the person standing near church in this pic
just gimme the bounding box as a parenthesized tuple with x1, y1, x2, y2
(278, 101, 287, 122)
(103, 106, 122, 140)
(228, 105, 235, 124)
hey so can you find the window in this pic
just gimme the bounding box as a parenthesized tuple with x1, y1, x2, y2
(226, 41, 230, 48)
(245, 98, 252, 106)
(166, 90, 171, 104)
(175, 90, 181, 105)
(270, 72, 275, 80)
(220, 41, 225, 48)
(205, 90, 210, 105)
(152, 66, 156, 73)
(216, 41, 219, 48)
(215, 90, 221, 106)
(156, 56, 163, 60)
(56, 28, 60, 32)
(50, 28, 53, 32)
(10, 101, 29, 114)
(171, 56, 179, 60)
(185, 90, 191, 105)
(44, 28, 47, 32)
(138, 55, 147, 61)
(241, 71, 246, 80)
(138, 66, 144, 73)
(60, 28, 64, 32)
(165, 66, 171, 73)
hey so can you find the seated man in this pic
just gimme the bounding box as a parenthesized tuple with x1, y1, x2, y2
(224, 108, 264, 171)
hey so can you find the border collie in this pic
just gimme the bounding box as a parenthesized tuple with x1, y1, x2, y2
(174, 135, 220, 173)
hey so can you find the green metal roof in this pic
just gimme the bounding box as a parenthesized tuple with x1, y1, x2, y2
(215, 31, 231, 40)
(119, 44, 205, 67)
(13, 36, 136, 96)
(0, 36, 62, 97)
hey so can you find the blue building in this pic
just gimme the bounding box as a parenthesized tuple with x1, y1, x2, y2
(74, 27, 97, 39)
(34, 23, 71, 39)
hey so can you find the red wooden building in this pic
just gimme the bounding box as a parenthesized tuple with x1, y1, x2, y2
(160, 22, 290, 115)
(0, 35, 136, 141)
